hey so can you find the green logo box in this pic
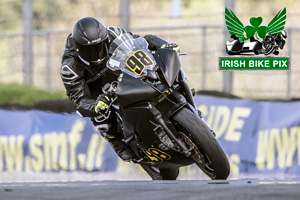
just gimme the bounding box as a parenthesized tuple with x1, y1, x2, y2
(219, 57, 289, 70)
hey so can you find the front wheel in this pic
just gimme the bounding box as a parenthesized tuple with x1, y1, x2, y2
(172, 108, 230, 179)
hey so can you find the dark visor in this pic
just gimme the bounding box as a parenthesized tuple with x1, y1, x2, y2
(77, 38, 109, 64)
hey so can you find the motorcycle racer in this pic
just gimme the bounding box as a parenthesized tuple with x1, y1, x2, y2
(60, 17, 179, 161)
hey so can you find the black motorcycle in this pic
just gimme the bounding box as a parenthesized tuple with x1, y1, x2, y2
(103, 33, 230, 180)
(262, 30, 287, 55)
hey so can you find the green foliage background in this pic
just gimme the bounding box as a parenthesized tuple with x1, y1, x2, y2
(1, 0, 300, 99)
(0, 83, 67, 105)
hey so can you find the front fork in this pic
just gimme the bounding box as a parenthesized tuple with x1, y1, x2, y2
(148, 105, 192, 157)
(181, 79, 197, 109)
(176, 68, 197, 109)
(172, 80, 202, 118)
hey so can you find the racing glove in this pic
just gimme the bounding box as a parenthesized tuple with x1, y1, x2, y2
(161, 43, 180, 53)
(94, 93, 114, 114)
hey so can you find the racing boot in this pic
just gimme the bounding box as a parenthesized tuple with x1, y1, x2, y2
(97, 123, 135, 161)
(107, 136, 136, 161)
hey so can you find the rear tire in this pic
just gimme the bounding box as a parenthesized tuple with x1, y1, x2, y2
(141, 165, 179, 180)
(140, 164, 161, 180)
(172, 108, 230, 179)
(160, 167, 179, 180)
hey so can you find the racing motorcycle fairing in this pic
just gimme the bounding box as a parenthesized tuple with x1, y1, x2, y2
(176, 68, 186, 83)
(104, 32, 230, 180)
(153, 48, 181, 87)
(118, 93, 196, 168)
(116, 73, 160, 108)
(107, 34, 195, 166)
(121, 105, 194, 168)
(103, 32, 231, 180)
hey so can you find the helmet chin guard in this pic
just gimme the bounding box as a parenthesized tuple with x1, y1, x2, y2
(90, 54, 109, 66)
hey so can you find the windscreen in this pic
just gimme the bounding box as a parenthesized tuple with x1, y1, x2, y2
(107, 33, 156, 78)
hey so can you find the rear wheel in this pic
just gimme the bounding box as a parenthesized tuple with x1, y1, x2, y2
(141, 164, 179, 180)
(172, 108, 230, 179)
(140, 164, 161, 180)
(160, 167, 179, 180)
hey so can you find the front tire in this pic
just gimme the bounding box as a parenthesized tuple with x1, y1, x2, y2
(172, 108, 230, 179)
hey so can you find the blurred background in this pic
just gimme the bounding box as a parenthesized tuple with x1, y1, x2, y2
(0, 0, 299, 100)
(0, 0, 300, 182)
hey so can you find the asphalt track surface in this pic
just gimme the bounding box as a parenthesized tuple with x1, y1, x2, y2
(0, 180, 300, 200)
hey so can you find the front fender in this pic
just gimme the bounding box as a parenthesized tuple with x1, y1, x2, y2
(164, 101, 200, 121)
(165, 102, 187, 120)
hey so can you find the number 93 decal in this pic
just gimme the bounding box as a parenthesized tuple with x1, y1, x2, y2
(142, 148, 171, 162)
(126, 50, 154, 75)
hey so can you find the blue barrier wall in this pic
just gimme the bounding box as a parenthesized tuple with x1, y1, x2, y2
(0, 95, 300, 177)
(0, 110, 118, 172)
(195, 96, 300, 176)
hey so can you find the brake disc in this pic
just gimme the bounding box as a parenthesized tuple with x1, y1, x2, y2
(179, 132, 203, 163)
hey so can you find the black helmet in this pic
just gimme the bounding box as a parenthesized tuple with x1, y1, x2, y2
(72, 17, 109, 65)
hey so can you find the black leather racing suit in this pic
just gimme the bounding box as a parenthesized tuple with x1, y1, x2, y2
(60, 26, 168, 136)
